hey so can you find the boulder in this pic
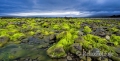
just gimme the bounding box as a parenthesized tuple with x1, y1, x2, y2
(70, 43, 82, 54)
(0, 36, 9, 47)
(47, 45, 67, 58)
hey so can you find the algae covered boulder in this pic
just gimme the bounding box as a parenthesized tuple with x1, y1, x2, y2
(0, 36, 9, 47)
(47, 44, 67, 58)
(47, 31, 76, 58)
(70, 43, 82, 54)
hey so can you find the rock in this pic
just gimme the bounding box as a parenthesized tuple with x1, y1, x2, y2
(105, 35, 110, 40)
(47, 45, 67, 58)
(67, 56, 72, 61)
(70, 43, 82, 54)
(74, 37, 84, 43)
(0, 36, 9, 47)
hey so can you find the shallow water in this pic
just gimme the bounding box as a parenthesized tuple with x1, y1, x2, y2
(0, 43, 53, 61)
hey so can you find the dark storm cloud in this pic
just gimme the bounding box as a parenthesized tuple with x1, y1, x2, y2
(0, 0, 120, 17)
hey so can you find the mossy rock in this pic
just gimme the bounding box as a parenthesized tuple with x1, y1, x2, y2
(70, 43, 82, 54)
(47, 44, 67, 58)
(0, 36, 9, 47)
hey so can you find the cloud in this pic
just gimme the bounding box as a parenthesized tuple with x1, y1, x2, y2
(0, 0, 120, 17)
(6, 11, 92, 17)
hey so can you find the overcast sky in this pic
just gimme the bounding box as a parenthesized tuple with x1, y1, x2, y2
(0, 0, 120, 17)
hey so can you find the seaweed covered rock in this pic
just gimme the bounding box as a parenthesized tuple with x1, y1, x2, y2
(47, 31, 78, 58)
(47, 44, 67, 58)
(70, 43, 82, 54)
(0, 36, 9, 47)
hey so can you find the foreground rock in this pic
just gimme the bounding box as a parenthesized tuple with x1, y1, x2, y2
(47, 45, 67, 58)
(0, 36, 9, 47)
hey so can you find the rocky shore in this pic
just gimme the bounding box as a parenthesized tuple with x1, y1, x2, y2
(0, 18, 120, 61)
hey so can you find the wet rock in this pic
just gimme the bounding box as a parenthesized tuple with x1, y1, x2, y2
(70, 43, 82, 54)
(0, 36, 9, 47)
(67, 55, 72, 61)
